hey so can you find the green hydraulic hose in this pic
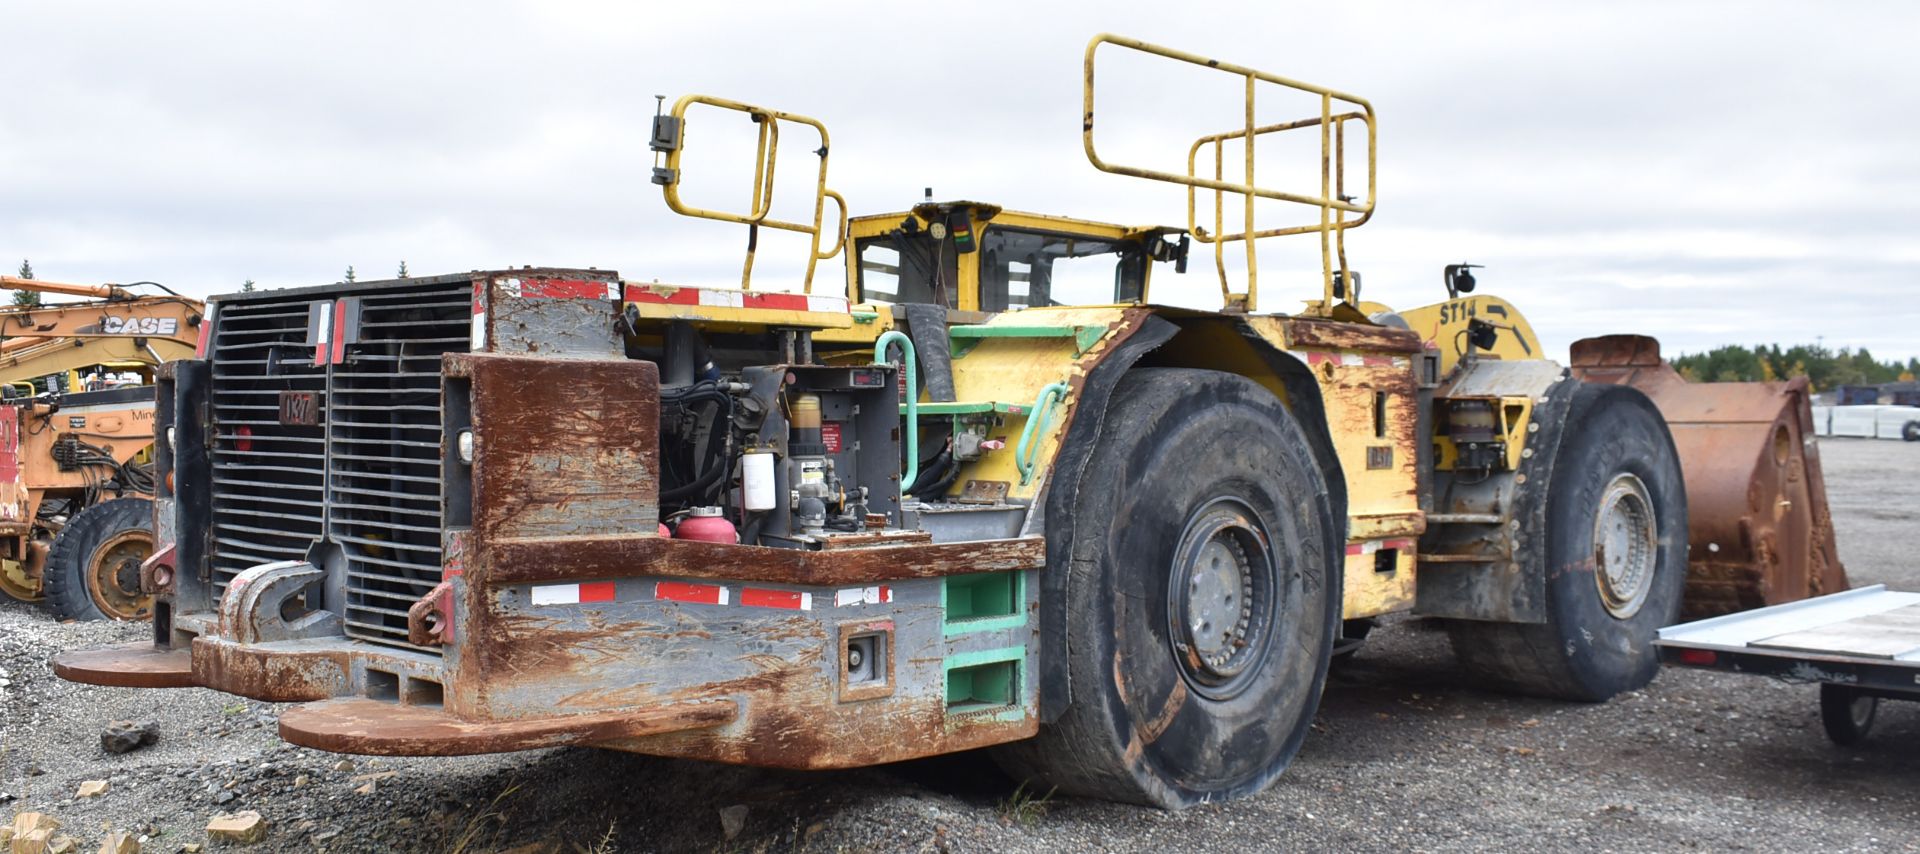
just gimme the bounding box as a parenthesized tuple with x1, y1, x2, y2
(875, 330, 918, 494)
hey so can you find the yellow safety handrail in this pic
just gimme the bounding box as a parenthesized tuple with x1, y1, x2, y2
(652, 95, 850, 294)
(1082, 33, 1376, 314)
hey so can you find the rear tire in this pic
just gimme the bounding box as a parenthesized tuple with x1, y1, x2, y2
(44, 497, 155, 622)
(1448, 384, 1688, 701)
(991, 369, 1340, 808)
(1903, 421, 1919, 442)
(1819, 684, 1877, 745)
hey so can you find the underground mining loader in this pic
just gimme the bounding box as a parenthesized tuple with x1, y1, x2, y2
(0, 275, 206, 620)
(54, 34, 1836, 809)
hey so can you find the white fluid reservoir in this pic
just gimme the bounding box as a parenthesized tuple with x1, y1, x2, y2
(742, 451, 777, 511)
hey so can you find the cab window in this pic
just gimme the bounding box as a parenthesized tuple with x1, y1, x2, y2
(979, 228, 1144, 310)
(855, 232, 958, 308)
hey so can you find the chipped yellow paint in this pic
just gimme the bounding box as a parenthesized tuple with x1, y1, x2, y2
(1343, 549, 1414, 618)
(1242, 316, 1422, 619)
(935, 307, 1135, 502)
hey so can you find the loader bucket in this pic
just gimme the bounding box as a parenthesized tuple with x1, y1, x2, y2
(1570, 335, 1847, 618)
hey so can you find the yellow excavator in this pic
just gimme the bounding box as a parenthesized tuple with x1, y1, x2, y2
(0, 275, 204, 620)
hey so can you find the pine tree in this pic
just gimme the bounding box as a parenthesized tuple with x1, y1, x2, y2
(344, 266, 356, 283)
(12, 259, 40, 307)
(397, 261, 409, 279)
(241, 279, 257, 292)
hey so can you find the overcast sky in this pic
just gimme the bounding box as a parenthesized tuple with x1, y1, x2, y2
(4, 1, 1917, 362)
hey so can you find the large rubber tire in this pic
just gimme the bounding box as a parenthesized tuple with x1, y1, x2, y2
(43, 497, 155, 622)
(1903, 421, 1920, 442)
(991, 369, 1340, 808)
(1447, 384, 1687, 702)
(1819, 683, 1878, 746)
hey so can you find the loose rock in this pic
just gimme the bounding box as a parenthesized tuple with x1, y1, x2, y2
(76, 780, 109, 799)
(718, 804, 749, 841)
(100, 721, 159, 755)
(96, 832, 140, 854)
(204, 812, 266, 846)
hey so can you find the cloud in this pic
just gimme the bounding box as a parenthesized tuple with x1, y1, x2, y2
(1, 0, 1915, 359)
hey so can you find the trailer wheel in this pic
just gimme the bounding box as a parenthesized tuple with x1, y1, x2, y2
(991, 369, 1339, 808)
(1819, 684, 1878, 745)
(1449, 384, 1687, 701)
(43, 497, 155, 622)
(1903, 421, 1920, 442)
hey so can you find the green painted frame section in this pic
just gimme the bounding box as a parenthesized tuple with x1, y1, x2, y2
(948, 324, 1106, 357)
(942, 645, 1027, 720)
(909, 400, 1029, 416)
(941, 570, 1027, 637)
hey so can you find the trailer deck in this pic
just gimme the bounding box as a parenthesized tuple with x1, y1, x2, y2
(1657, 584, 1920, 744)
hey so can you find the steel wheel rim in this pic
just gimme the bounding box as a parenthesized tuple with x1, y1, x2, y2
(0, 562, 43, 602)
(1167, 497, 1279, 700)
(86, 529, 153, 620)
(1593, 473, 1657, 620)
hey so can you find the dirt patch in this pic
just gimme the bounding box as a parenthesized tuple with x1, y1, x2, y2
(1, 438, 1915, 852)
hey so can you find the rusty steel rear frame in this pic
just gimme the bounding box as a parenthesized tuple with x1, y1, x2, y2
(60, 269, 1060, 767)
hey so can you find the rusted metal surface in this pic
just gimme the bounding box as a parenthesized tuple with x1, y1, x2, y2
(482, 535, 1044, 586)
(1279, 317, 1424, 354)
(279, 697, 737, 756)
(60, 266, 1048, 770)
(189, 637, 350, 702)
(51, 642, 192, 688)
(455, 351, 661, 541)
(1571, 334, 1847, 617)
(476, 272, 627, 359)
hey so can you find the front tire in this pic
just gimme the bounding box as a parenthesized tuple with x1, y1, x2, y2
(1903, 421, 1919, 442)
(44, 497, 155, 621)
(992, 369, 1340, 808)
(1449, 384, 1688, 701)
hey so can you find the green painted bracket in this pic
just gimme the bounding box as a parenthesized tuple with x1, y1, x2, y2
(906, 400, 1032, 416)
(1014, 382, 1070, 485)
(948, 324, 1106, 358)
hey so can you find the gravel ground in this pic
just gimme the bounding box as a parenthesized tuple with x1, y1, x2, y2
(3, 438, 1916, 853)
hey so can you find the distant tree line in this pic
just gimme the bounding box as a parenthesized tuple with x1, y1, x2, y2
(1672, 344, 1919, 389)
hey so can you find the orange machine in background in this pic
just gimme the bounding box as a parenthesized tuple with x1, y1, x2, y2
(0, 275, 203, 619)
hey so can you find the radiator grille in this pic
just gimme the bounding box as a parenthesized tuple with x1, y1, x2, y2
(205, 278, 469, 653)
(207, 302, 328, 599)
(328, 284, 468, 649)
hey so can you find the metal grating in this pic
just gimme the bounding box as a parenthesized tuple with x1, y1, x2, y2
(327, 284, 468, 650)
(204, 278, 469, 654)
(207, 301, 328, 600)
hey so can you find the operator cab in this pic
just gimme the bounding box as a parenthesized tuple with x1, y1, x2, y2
(844, 201, 1187, 317)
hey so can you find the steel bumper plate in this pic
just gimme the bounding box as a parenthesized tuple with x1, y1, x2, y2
(51, 642, 195, 688)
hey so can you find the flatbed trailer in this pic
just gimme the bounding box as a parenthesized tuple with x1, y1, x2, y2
(1657, 585, 1920, 745)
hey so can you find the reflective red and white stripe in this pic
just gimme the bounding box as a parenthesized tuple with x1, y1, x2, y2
(1307, 351, 1406, 369)
(623, 284, 849, 314)
(530, 581, 617, 605)
(527, 580, 893, 611)
(1346, 538, 1417, 557)
(499, 277, 622, 301)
